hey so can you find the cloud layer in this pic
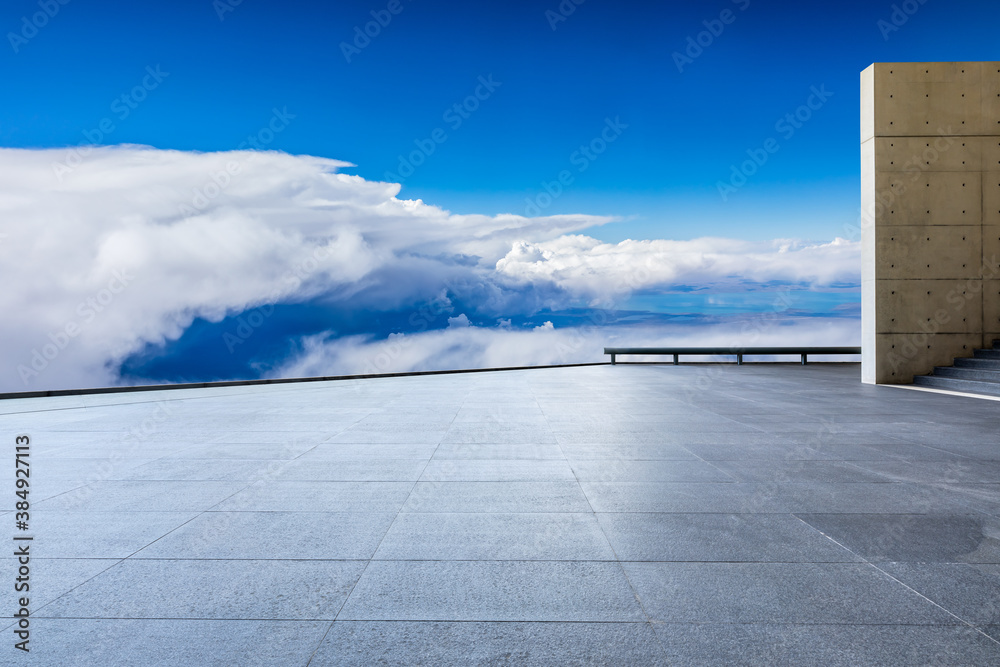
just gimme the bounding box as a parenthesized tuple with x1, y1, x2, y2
(497, 235, 859, 304)
(273, 318, 860, 381)
(0, 146, 859, 391)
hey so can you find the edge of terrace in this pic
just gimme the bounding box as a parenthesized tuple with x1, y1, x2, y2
(1, 358, 865, 402)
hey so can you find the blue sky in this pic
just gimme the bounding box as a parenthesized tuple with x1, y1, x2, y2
(1, 0, 996, 389)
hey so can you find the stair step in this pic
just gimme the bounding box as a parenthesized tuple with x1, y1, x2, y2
(912, 375, 1000, 397)
(974, 349, 1000, 360)
(954, 357, 1000, 370)
(933, 366, 1000, 382)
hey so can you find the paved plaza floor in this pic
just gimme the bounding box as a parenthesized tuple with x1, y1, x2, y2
(2, 363, 1000, 665)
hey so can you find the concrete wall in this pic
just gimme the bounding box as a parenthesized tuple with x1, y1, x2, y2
(861, 62, 1000, 384)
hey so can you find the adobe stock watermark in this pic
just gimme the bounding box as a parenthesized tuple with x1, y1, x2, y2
(383, 75, 501, 183)
(717, 84, 833, 201)
(672, 0, 751, 73)
(7, 0, 72, 54)
(680, 288, 798, 401)
(524, 116, 628, 216)
(852, 126, 960, 241)
(545, 0, 586, 31)
(223, 245, 333, 353)
(190, 436, 305, 551)
(361, 285, 457, 374)
(52, 65, 170, 182)
(842, 126, 961, 243)
(213, 0, 244, 21)
(58, 400, 176, 509)
(16, 269, 135, 385)
(511, 236, 675, 366)
(179, 107, 295, 217)
(877, 0, 929, 41)
(551, 251, 705, 364)
(340, 0, 414, 63)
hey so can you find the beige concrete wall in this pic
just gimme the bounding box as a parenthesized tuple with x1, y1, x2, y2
(862, 62, 1000, 384)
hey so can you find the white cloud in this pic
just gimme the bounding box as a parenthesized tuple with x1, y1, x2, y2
(272, 318, 860, 379)
(496, 235, 859, 303)
(0, 145, 859, 392)
(0, 146, 610, 391)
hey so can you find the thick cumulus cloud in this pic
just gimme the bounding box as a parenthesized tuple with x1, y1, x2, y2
(0, 145, 858, 392)
(496, 235, 859, 303)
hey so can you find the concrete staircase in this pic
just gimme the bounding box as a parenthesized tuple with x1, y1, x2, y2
(912, 340, 1000, 397)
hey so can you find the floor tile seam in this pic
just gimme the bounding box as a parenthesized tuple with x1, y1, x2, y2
(654, 453, 737, 482)
(23, 617, 976, 627)
(195, 451, 321, 516)
(329, 393, 465, 624)
(326, 495, 406, 623)
(26, 616, 667, 623)
(240, 478, 756, 483)
(278, 438, 326, 463)
(393, 509, 988, 515)
(868, 477, 1000, 518)
(26, 508, 405, 515)
(0, 383, 323, 416)
(561, 457, 863, 462)
(31, 617, 991, 627)
(837, 460, 922, 482)
(76, 463, 318, 560)
(21, 557, 908, 564)
(28, 615, 345, 622)
(645, 620, 989, 626)
(907, 490, 1000, 521)
(31, 434, 350, 438)
(788, 508, 989, 530)
(115, 496, 259, 562)
(91, 477, 436, 483)
(304, 621, 338, 665)
(114, 555, 378, 562)
(551, 418, 668, 654)
(789, 514, 1000, 647)
(693, 408, 794, 435)
(21, 557, 377, 562)
(317, 411, 381, 445)
(112, 456, 336, 462)
(27, 482, 93, 506)
(29, 508, 992, 515)
(110, 446, 195, 470)
(28, 479, 137, 509)
(25, 557, 128, 619)
(0, 396, 193, 417)
(862, 562, 1000, 646)
(532, 383, 633, 569)
(877, 436, 989, 459)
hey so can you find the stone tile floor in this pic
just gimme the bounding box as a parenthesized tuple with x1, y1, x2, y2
(2, 363, 1000, 665)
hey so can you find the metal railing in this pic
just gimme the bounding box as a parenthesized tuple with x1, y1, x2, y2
(604, 346, 861, 365)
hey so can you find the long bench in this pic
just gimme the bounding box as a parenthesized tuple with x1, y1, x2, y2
(604, 346, 862, 365)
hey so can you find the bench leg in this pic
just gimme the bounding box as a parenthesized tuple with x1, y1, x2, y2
(801, 354, 807, 365)
(737, 354, 743, 365)
(673, 354, 679, 365)
(611, 354, 616, 365)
